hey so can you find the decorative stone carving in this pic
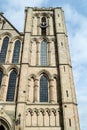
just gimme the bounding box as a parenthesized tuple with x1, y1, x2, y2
(25, 108, 60, 127)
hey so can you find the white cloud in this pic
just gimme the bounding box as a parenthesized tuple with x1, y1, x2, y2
(63, 4, 87, 130)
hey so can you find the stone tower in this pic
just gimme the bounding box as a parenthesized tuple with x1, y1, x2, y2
(0, 7, 80, 130)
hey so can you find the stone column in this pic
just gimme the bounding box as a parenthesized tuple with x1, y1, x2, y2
(49, 78, 55, 103)
(29, 41, 33, 65)
(27, 78, 31, 102)
(36, 41, 40, 66)
(48, 14, 54, 35)
(6, 41, 13, 63)
(1, 74, 8, 101)
(48, 41, 51, 66)
(34, 79, 39, 102)
(47, 16, 50, 35)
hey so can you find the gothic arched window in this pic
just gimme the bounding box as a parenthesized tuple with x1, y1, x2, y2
(12, 40, 21, 63)
(40, 41, 47, 66)
(0, 70, 3, 87)
(40, 75, 48, 102)
(0, 125, 5, 130)
(41, 17, 46, 36)
(0, 37, 9, 63)
(6, 70, 17, 101)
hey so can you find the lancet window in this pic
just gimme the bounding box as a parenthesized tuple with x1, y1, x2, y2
(6, 70, 17, 101)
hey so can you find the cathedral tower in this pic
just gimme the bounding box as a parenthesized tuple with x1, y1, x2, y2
(0, 7, 80, 130)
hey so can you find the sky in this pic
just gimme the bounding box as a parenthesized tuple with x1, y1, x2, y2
(0, 0, 87, 130)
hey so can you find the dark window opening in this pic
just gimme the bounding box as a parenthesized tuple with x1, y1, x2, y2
(0, 37, 9, 63)
(6, 70, 17, 101)
(42, 28, 46, 36)
(40, 75, 48, 102)
(41, 17, 46, 36)
(66, 90, 69, 97)
(69, 119, 71, 127)
(0, 125, 5, 130)
(12, 40, 21, 63)
(40, 41, 47, 66)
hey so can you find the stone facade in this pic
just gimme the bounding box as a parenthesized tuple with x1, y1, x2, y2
(0, 7, 80, 130)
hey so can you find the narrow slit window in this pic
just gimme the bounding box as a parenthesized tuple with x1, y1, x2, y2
(66, 90, 69, 97)
(69, 119, 71, 127)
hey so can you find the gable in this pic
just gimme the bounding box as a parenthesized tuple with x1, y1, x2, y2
(0, 13, 21, 35)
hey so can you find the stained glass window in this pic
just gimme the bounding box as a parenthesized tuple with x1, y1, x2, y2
(40, 75, 48, 102)
(40, 41, 47, 66)
(12, 40, 21, 63)
(6, 70, 17, 101)
(0, 37, 9, 63)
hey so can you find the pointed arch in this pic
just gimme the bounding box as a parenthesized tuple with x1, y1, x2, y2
(0, 36, 9, 63)
(40, 75, 48, 102)
(6, 69, 17, 101)
(40, 41, 47, 66)
(11, 36, 23, 42)
(0, 65, 6, 74)
(0, 116, 12, 130)
(7, 65, 19, 75)
(36, 69, 51, 79)
(0, 125, 5, 130)
(0, 32, 12, 38)
(12, 40, 21, 63)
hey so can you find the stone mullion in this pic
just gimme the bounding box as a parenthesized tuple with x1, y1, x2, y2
(1, 74, 8, 101)
(36, 41, 40, 66)
(49, 78, 55, 103)
(29, 41, 32, 65)
(6, 41, 13, 63)
(47, 17, 50, 35)
(48, 42, 51, 66)
(32, 17, 34, 35)
(49, 15, 53, 35)
(34, 79, 39, 102)
(27, 78, 31, 102)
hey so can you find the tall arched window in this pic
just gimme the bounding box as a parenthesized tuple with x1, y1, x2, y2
(41, 17, 46, 36)
(0, 70, 3, 87)
(0, 125, 5, 130)
(12, 40, 21, 63)
(0, 37, 9, 63)
(40, 75, 48, 102)
(6, 70, 17, 101)
(40, 41, 47, 66)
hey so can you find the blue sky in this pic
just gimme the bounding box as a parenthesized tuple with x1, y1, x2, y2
(0, 0, 87, 130)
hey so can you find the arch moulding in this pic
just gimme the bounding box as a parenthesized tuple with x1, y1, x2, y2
(0, 108, 13, 130)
